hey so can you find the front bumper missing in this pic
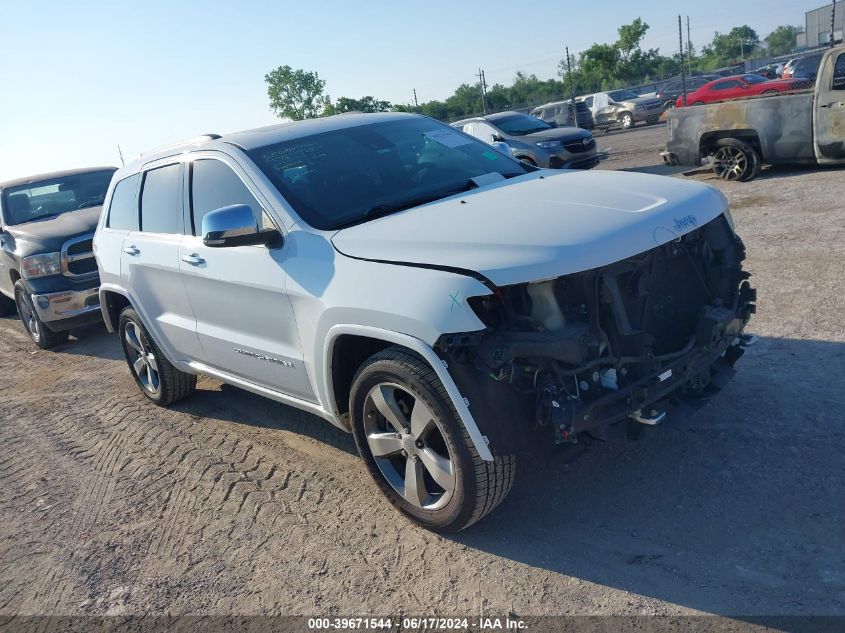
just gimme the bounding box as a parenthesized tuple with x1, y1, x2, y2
(545, 330, 745, 444)
(31, 286, 101, 327)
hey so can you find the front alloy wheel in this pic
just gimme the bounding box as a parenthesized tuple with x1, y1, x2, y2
(350, 347, 516, 531)
(363, 382, 455, 510)
(13, 280, 69, 349)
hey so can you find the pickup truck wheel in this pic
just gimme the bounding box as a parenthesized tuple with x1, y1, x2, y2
(712, 138, 761, 182)
(13, 280, 69, 349)
(0, 292, 15, 317)
(349, 347, 516, 532)
(619, 112, 634, 129)
(118, 307, 196, 406)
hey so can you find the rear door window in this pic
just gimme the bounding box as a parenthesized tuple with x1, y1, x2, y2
(107, 174, 140, 231)
(140, 164, 181, 234)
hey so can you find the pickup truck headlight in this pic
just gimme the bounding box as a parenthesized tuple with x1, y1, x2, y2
(536, 140, 562, 150)
(21, 252, 62, 279)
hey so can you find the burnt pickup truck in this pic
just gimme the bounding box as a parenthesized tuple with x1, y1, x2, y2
(0, 167, 116, 348)
(662, 45, 845, 181)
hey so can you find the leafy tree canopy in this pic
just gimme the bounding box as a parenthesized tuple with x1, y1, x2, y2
(265, 65, 329, 120)
(766, 25, 801, 56)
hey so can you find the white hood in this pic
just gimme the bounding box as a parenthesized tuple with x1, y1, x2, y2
(331, 170, 728, 287)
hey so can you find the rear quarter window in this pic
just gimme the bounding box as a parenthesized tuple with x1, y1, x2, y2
(106, 174, 141, 231)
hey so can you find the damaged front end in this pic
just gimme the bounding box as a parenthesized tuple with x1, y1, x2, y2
(436, 215, 756, 454)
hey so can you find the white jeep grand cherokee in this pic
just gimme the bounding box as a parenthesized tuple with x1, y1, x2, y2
(93, 113, 755, 531)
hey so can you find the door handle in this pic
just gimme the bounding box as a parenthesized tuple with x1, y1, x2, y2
(181, 253, 205, 266)
(123, 245, 140, 255)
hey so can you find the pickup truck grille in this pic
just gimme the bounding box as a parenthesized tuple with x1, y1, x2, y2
(61, 234, 98, 280)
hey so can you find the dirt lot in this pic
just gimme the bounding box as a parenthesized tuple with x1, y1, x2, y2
(1, 125, 843, 619)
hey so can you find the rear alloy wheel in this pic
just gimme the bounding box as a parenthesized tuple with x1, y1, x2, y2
(619, 112, 634, 129)
(350, 347, 515, 531)
(13, 280, 68, 349)
(712, 138, 761, 182)
(119, 307, 196, 406)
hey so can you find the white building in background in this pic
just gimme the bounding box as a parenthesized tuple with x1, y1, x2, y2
(797, 3, 843, 49)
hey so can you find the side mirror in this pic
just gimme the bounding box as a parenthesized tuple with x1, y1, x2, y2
(202, 204, 282, 248)
(490, 141, 512, 156)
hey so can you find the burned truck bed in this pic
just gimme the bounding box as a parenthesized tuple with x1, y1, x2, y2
(664, 91, 817, 168)
(437, 215, 756, 453)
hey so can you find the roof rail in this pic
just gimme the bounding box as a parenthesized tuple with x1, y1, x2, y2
(141, 133, 221, 156)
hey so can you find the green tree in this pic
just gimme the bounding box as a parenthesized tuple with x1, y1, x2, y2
(708, 26, 761, 64)
(265, 65, 329, 120)
(617, 18, 649, 63)
(766, 25, 801, 56)
(325, 95, 392, 115)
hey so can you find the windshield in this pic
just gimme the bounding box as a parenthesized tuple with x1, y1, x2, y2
(743, 74, 767, 84)
(608, 90, 640, 101)
(247, 117, 528, 230)
(490, 114, 552, 136)
(2, 170, 115, 226)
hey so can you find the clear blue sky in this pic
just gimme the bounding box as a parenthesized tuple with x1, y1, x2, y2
(0, 0, 826, 181)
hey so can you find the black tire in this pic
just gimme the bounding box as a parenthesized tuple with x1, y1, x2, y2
(693, 101, 705, 106)
(0, 292, 16, 317)
(619, 111, 634, 129)
(13, 280, 69, 349)
(518, 156, 537, 166)
(349, 346, 515, 532)
(712, 138, 761, 182)
(118, 307, 196, 406)
(663, 100, 676, 110)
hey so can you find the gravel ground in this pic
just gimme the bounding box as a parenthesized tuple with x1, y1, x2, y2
(1, 124, 843, 619)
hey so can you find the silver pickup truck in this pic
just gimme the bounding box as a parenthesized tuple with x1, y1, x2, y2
(661, 45, 845, 182)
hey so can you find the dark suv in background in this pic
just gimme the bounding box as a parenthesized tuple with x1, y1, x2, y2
(0, 167, 115, 348)
(453, 112, 599, 169)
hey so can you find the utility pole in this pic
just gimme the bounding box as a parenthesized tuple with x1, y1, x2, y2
(413, 89, 418, 108)
(678, 15, 687, 106)
(476, 68, 488, 114)
(686, 16, 692, 75)
(831, 0, 837, 48)
(565, 46, 577, 126)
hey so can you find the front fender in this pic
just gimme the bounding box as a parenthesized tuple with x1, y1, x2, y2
(320, 324, 494, 462)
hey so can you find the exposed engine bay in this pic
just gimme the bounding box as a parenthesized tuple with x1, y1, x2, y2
(436, 215, 756, 453)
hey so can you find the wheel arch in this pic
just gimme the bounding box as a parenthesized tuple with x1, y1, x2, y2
(322, 324, 494, 461)
(699, 129, 763, 162)
(99, 284, 133, 333)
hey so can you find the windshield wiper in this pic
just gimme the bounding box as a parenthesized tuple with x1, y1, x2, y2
(331, 180, 481, 230)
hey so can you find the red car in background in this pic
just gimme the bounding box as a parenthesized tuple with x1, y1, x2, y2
(675, 74, 805, 107)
